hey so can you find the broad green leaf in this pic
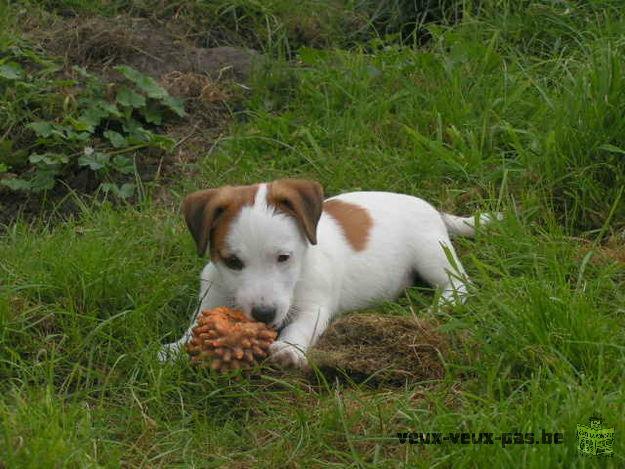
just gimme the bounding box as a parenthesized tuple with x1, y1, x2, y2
(114, 65, 146, 85)
(142, 101, 163, 124)
(116, 86, 146, 108)
(122, 122, 173, 149)
(98, 101, 121, 118)
(140, 79, 167, 99)
(0, 163, 8, 173)
(78, 104, 110, 130)
(29, 168, 58, 192)
(28, 121, 56, 138)
(1, 177, 32, 191)
(124, 123, 152, 144)
(117, 182, 136, 198)
(122, 119, 142, 134)
(78, 152, 110, 170)
(0, 62, 23, 80)
(101, 182, 135, 199)
(104, 130, 128, 148)
(64, 129, 91, 142)
(161, 95, 186, 117)
(144, 132, 175, 150)
(111, 155, 135, 174)
(71, 117, 95, 132)
(28, 154, 48, 164)
(29, 153, 69, 166)
(115, 65, 167, 99)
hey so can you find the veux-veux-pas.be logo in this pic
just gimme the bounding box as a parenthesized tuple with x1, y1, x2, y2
(577, 415, 614, 457)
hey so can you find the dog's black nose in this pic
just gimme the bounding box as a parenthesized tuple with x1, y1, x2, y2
(251, 305, 276, 324)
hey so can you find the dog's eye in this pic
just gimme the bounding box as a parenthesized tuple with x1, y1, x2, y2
(277, 254, 290, 263)
(223, 255, 244, 270)
(280, 198, 294, 211)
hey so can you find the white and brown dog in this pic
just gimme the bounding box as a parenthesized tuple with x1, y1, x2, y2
(160, 179, 498, 368)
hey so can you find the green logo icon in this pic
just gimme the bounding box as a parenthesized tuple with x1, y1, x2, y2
(577, 416, 614, 457)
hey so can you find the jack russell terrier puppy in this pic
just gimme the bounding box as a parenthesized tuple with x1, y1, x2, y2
(159, 179, 498, 369)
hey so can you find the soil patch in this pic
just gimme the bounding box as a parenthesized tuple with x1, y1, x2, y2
(39, 16, 258, 82)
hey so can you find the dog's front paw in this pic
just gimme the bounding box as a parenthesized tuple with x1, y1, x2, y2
(158, 341, 185, 363)
(268, 340, 309, 370)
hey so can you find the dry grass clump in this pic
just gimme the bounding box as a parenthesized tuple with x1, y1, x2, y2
(160, 71, 230, 103)
(309, 313, 450, 385)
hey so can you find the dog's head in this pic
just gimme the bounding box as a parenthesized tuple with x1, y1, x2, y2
(182, 179, 324, 328)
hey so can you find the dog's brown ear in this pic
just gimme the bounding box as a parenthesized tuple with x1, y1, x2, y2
(268, 179, 324, 244)
(181, 188, 227, 256)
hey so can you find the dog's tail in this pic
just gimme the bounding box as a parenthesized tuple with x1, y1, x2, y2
(441, 212, 503, 238)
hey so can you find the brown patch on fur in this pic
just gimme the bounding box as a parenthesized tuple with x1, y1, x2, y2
(323, 199, 373, 251)
(182, 185, 258, 258)
(267, 179, 324, 244)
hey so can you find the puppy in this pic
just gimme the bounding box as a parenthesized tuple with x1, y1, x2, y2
(160, 179, 498, 368)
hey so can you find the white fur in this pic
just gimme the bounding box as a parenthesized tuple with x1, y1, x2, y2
(159, 185, 499, 368)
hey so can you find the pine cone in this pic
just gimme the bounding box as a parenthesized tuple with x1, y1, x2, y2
(186, 307, 277, 372)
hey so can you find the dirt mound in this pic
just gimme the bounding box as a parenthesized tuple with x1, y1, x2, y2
(40, 17, 258, 82)
(309, 313, 451, 386)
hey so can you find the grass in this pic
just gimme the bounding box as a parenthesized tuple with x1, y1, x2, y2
(1, 0, 625, 466)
